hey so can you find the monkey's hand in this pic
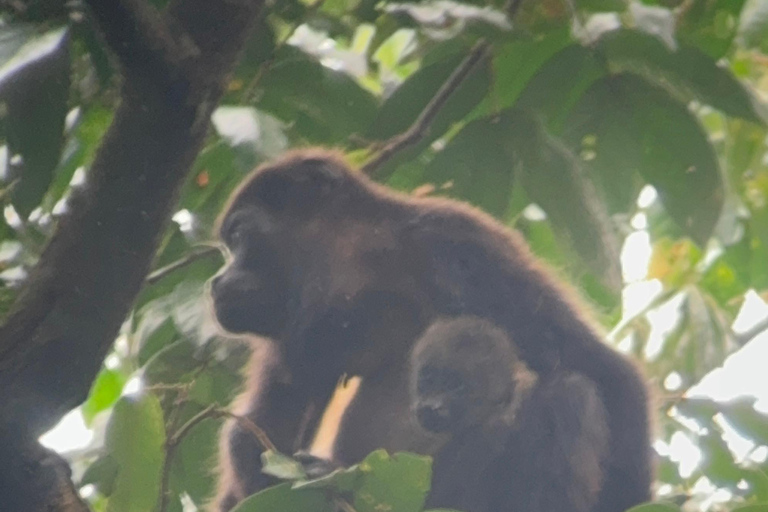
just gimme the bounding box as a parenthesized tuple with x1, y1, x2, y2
(293, 451, 342, 480)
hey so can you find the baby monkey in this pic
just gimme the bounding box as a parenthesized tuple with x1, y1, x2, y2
(410, 317, 610, 512)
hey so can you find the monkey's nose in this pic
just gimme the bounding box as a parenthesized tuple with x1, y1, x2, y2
(417, 404, 452, 433)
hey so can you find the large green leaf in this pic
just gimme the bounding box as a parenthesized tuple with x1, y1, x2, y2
(677, 0, 747, 59)
(256, 46, 378, 144)
(515, 44, 607, 132)
(230, 482, 335, 512)
(367, 49, 492, 141)
(422, 115, 517, 218)
(353, 450, 432, 512)
(625, 504, 681, 512)
(733, 505, 768, 512)
(738, 0, 768, 52)
(480, 29, 571, 114)
(719, 398, 768, 445)
(105, 394, 166, 512)
(81, 367, 127, 425)
(0, 27, 70, 217)
(507, 109, 622, 291)
(598, 29, 765, 124)
(564, 73, 724, 245)
(699, 430, 744, 487)
(171, 402, 224, 505)
(80, 455, 120, 497)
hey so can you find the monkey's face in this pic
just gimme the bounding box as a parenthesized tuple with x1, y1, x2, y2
(210, 153, 425, 379)
(412, 363, 471, 433)
(410, 317, 518, 434)
(210, 156, 350, 338)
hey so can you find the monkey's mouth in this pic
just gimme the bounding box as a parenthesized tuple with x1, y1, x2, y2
(416, 403, 458, 433)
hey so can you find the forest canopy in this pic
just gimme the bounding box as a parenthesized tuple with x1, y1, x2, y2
(1, 0, 768, 511)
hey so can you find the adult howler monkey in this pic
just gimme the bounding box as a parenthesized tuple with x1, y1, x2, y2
(410, 316, 609, 512)
(210, 149, 652, 512)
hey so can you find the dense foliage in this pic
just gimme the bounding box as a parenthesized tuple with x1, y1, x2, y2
(2, 0, 768, 511)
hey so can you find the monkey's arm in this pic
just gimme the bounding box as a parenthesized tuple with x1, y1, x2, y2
(213, 347, 335, 512)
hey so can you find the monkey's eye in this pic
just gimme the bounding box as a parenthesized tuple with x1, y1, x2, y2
(221, 214, 249, 247)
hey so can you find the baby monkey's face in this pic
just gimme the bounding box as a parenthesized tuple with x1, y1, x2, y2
(409, 317, 519, 434)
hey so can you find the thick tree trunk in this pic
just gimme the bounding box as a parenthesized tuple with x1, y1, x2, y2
(0, 0, 263, 509)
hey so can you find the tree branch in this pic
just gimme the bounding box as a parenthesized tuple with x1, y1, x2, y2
(735, 315, 768, 346)
(361, 40, 490, 178)
(0, 0, 264, 509)
(360, 0, 528, 179)
(157, 405, 276, 512)
(145, 245, 221, 285)
(84, 0, 196, 96)
(158, 404, 217, 512)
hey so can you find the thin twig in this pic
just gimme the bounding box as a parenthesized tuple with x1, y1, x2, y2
(157, 404, 218, 512)
(218, 409, 277, 452)
(145, 245, 221, 285)
(361, 40, 490, 178)
(156, 405, 277, 512)
(360, 0, 529, 179)
(735, 315, 768, 346)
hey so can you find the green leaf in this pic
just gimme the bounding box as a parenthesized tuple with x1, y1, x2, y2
(261, 450, 309, 481)
(738, 0, 768, 51)
(0, 27, 70, 217)
(676, 397, 720, 422)
(625, 504, 682, 512)
(80, 455, 119, 497)
(507, 109, 622, 291)
(515, 44, 607, 132)
(383, 1, 511, 38)
(178, 142, 241, 213)
(82, 368, 127, 425)
(677, 0, 747, 58)
(353, 450, 432, 512)
(367, 49, 492, 141)
(576, 0, 624, 11)
(230, 482, 335, 512)
(143, 339, 200, 387)
(136, 316, 178, 367)
(225, 17, 275, 100)
(700, 229, 751, 309)
(0, 25, 37, 66)
(293, 462, 361, 492)
(719, 397, 768, 445)
(597, 29, 765, 124)
(257, 46, 378, 144)
(44, 107, 113, 210)
(422, 115, 516, 218)
(733, 504, 768, 512)
(564, 73, 724, 245)
(0, 26, 67, 84)
(105, 394, 166, 512)
(171, 403, 224, 505)
(479, 29, 571, 115)
(681, 287, 735, 380)
(699, 430, 744, 487)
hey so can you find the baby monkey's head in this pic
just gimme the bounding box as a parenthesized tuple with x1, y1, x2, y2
(409, 316, 534, 434)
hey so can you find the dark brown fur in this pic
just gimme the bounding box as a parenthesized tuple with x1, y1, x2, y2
(410, 316, 609, 512)
(209, 149, 652, 512)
